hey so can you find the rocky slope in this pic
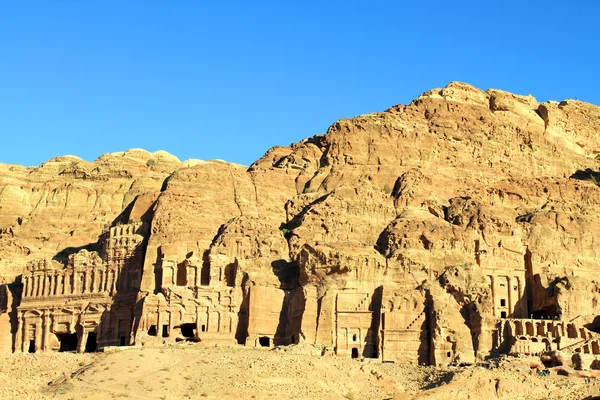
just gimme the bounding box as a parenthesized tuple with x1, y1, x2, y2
(3, 82, 600, 364)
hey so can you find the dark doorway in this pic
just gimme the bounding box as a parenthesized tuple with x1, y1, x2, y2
(148, 325, 157, 336)
(120, 336, 126, 346)
(351, 348, 359, 359)
(85, 332, 97, 353)
(162, 325, 169, 338)
(180, 323, 196, 338)
(28, 340, 36, 353)
(258, 336, 270, 347)
(176, 264, 187, 287)
(225, 263, 237, 287)
(57, 333, 78, 352)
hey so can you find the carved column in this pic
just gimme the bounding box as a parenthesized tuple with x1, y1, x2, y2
(507, 276, 512, 316)
(42, 310, 50, 351)
(15, 312, 23, 352)
(48, 275, 54, 297)
(489, 275, 495, 317)
(34, 320, 42, 352)
(22, 277, 28, 299)
(156, 308, 162, 336)
(21, 315, 27, 352)
(58, 274, 64, 295)
(90, 270, 97, 293)
(103, 267, 109, 292)
(78, 329, 88, 353)
(65, 273, 71, 295)
(111, 270, 117, 294)
(35, 275, 41, 297)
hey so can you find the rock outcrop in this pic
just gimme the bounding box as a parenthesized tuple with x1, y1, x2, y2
(2, 82, 600, 366)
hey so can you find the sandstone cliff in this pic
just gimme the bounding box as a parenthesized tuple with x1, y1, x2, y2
(3, 82, 600, 366)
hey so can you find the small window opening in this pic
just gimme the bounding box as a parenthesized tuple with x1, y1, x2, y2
(148, 325, 157, 336)
(447, 351, 452, 357)
(500, 299, 506, 307)
(162, 325, 169, 338)
(351, 348, 359, 358)
(501, 311, 507, 318)
(258, 336, 270, 347)
(28, 340, 36, 353)
(201, 324, 206, 332)
(352, 334, 357, 342)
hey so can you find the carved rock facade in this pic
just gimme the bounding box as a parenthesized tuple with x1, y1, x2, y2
(2, 83, 600, 367)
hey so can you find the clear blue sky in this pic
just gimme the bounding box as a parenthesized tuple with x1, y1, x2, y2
(1, 1, 598, 167)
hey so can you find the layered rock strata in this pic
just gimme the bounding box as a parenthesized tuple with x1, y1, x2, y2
(2, 83, 600, 366)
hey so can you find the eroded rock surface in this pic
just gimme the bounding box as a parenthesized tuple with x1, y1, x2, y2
(2, 82, 600, 367)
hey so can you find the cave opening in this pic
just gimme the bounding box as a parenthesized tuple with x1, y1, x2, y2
(180, 323, 196, 338)
(57, 333, 78, 352)
(85, 332, 97, 353)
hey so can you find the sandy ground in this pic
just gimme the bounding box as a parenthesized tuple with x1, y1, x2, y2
(2, 343, 600, 400)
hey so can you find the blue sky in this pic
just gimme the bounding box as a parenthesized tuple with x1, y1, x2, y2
(1, 1, 598, 167)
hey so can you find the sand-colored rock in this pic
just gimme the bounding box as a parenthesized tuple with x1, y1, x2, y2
(2, 81, 600, 387)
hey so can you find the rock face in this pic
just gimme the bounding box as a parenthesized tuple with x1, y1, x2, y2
(2, 82, 600, 366)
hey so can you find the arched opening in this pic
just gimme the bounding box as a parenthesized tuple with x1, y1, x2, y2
(351, 348, 359, 359)
(536, 323, 545, 336)
(514, 321, 523, 336)
(526, 322, 534, 336)
(147, 325, 157, 336)
(258, 336, 270, 347)
(85, 332, 97, 353)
